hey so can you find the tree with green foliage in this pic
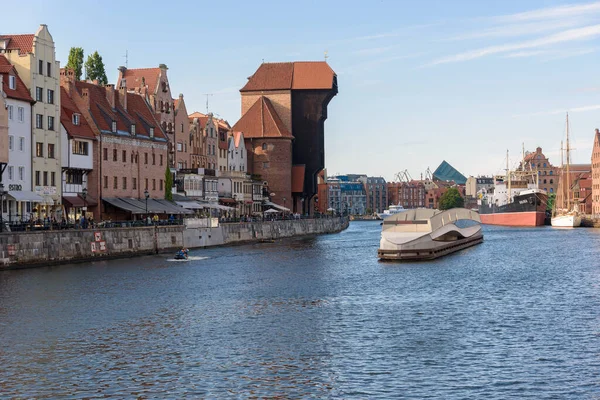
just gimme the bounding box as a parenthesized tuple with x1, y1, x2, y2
(438, 187, 465, 210)
(66, 47, 84, 80)
(84, 51, 108, 85)
(546, 192, 556, 212)
(165, 165, 173, 201)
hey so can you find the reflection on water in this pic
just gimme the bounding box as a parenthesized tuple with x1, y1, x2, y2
(1, 222, 600, 398)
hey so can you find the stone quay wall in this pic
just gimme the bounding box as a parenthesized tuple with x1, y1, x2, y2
(0, 217, 349, 269)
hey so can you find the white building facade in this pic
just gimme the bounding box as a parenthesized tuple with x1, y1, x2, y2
(0, 55, 40, 223)
(228, 131, 247, 172)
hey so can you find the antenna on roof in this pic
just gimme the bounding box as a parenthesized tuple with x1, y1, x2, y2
(123, 50, 128, 68)
(324, 50, 329, 61)
(203, 93, 213, 113)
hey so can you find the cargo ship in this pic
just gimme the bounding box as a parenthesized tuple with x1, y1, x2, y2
(478, 151, 548, 227)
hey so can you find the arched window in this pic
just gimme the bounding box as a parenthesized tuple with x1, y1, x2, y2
(550, 179, 554, 184)
(543, 163, 547, 167)
(262, 143, 267, 151)
(543, 179, 547, 184)
(160, 100, 164, 111)
(549, 171, 553, 175)
(537, 163, 540, 168)
(550, 188, 553, 193)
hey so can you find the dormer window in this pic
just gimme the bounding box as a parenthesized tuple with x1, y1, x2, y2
(72, 113, 80, 126)
(112, 121, 117, 133)
(131, 124, 136, 136)
(150, 127, 154, 138)
(8, 75, 16, 90)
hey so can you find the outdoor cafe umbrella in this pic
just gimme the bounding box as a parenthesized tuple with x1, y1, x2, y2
(264, 209, 280, 214)
(327, 207, 336, 212)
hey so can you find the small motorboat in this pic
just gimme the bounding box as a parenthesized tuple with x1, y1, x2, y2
(173, 249, 189, 260)
(378, 208, 483, 261)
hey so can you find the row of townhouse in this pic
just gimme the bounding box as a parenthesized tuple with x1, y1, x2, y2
(0, 24, 258, 225)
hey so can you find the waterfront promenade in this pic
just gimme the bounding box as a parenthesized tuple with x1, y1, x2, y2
(1, 221, 598, 398)
(0, 216, 349, 269)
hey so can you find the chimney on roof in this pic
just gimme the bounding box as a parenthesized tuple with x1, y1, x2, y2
(118, 65, 127, 74)
(179, 93, 183, 101)
(60, 67, 75, 95)
(105, 84, 116, 110)
(119, 85, 127, 112)
(596, 128, 599, 135)
(81, 87, 90, 110)
(159, 63, 168, 70)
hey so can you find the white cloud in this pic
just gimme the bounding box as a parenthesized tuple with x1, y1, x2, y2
(504, 49, 550, 58)
(427, 24, 600, 66)
(493, 1, 600, 23)
(447, 19, 584, 41)
(513, 104, 600, 118)
(352, 45, 397, 56)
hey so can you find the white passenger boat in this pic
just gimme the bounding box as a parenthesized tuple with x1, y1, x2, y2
(378, 208, 483, 261)
(376, 204, 405, 220)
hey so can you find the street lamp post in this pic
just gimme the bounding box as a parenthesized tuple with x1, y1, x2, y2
(0, 183, 5, 233)
(301, 197, 305, 217)
(144, 189, 149, 224)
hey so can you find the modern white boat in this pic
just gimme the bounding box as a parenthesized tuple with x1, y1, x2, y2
(376, 204, 405, 220)
(378, 208, 483, 261)
(551, 113, 581, 228)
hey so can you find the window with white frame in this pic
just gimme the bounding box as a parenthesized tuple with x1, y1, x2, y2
(18, 137, 24, 151)
(8, 135, 14, 150)
(8, 166, 13, 180)
(8, 105, 13, 120)
(112, 121, 117, 132)
(177, 142, 182, 151)
(9, 75, 16, 90)
(72, 113, 80, 126)
(18, 166, 24, 180)
(17, 107, 24, 122)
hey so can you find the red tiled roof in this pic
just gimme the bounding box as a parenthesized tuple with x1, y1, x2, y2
(0, 34, 34, 55)
(292, 165, 305, 193)
(241, 61, 335, 92)
(75, 81, 166, 140)
(189, 112, 208, 128)
(0, 55, 33, 103)
(231, 96, 293, 139)
(292, 62, 336, 89)
(60, 87, 95, 140)
(118, 68, 161, 92)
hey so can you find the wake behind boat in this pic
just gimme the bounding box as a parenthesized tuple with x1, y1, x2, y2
(378, 208, 483, 261)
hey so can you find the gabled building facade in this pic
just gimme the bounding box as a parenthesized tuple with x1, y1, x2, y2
(0, 75, 8, 189)
(61, 69, 168, 220)
(173, 94, 190, 170)
(60, 84, 96, 222)
(591, 129, 600, 217)
(188, 113, 208, 169)
(216, 118, 230, 173)
(1, 25, 62, 217)
(117, 64, 176, 168)
(520, 147, 560, 194)
(190, 111, 217, 170)
(227, 131, 247, 172)
(0, 55, 38, 223)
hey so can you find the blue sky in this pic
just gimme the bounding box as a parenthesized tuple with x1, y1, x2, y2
(4, 0, 600, 181)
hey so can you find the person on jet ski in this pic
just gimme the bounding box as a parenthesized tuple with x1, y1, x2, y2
(175, 248, 188, 259)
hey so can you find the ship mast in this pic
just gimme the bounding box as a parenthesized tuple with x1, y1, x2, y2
(566, 113, 571, 210)
(506, 149, 511, 204)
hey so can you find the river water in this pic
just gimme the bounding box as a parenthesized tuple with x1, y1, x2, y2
(1, 221, 600, 398)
